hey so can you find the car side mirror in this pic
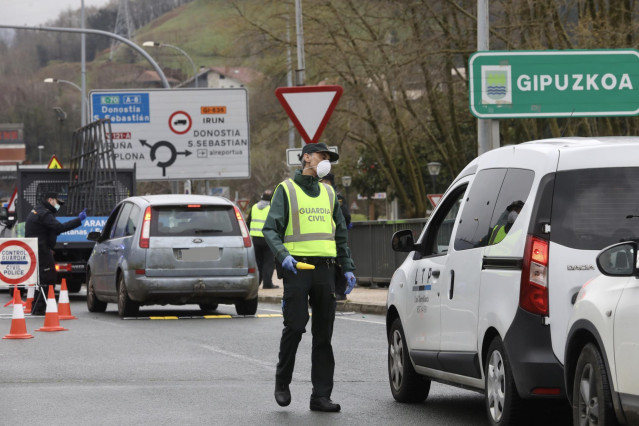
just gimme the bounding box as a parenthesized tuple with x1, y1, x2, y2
(596, 241, 637, 277)
(392, 229, 416, 252)
(87, 231, 101, 242)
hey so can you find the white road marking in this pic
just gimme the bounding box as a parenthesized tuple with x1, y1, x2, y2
(201, 345, 275, 370)
(259, 307, 384, 325)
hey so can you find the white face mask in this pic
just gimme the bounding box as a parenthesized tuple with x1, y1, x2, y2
(507, 210, 518, 224)
(316, 160, 331, 179)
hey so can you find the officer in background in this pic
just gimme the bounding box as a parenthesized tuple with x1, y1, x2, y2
(319, 173, 351, 300)
(25, 192, 87, 315)
(263, 142, 356, 413)
(488, 200, 524, 245)
(247, 189, 278, 289)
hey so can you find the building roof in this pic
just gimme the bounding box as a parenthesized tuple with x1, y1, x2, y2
(178, 66, 263, 87)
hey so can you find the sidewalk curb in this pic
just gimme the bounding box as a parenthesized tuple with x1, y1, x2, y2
(258, 295, 386, 316)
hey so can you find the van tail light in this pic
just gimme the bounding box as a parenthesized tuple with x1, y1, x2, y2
(139, 206, 152, 248)
(55, 263, 72, 272)
(520, 235, 549, 316)
(234, 206, 252, 248)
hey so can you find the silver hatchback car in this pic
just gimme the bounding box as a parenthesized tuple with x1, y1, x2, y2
(86, 194, 259, 317)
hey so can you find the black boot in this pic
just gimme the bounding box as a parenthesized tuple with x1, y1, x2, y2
(310, 396, 341, 412)
(274, 383, 291, 407)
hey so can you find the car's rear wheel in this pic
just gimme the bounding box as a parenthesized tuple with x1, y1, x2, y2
(199, 303, 219, 313)
(572, 343, 617, 426)
(117, 274, 139, 318)
(485, 337, 523, 426)
(235, 297, 257, 315)
(388, 318, 431, 402)
(86, 270, 107, 313)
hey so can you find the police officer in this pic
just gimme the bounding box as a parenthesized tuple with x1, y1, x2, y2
(263, 142, 356, 412)
(25, 192, 87, 315)
(247, 189, 278, 289)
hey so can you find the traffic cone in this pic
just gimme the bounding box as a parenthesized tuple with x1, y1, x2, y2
(58, 279, 77, 320)
(24, 284, 35, 314)
(3, 285, 25, 307)
(35, 285, 67, 332)
(3, 286, 34, 339)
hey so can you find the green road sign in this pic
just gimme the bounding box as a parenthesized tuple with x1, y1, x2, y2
(469, 50, 639, 118)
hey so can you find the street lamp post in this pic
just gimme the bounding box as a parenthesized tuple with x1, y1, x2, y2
(44, 78, 90, 121)
(38, 145, 44, 164)
(427, 162, 442, 193)
(143, 41, 198, 88)
(341, 175, 352, 208)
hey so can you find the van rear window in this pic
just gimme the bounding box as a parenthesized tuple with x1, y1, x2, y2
(552, 167, 639, 250)
(151, 205, 239, 237)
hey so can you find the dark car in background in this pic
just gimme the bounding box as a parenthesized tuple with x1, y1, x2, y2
(86, 194, 259, 317)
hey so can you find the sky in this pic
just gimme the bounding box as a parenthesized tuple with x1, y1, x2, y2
(0, 0, 112, 27)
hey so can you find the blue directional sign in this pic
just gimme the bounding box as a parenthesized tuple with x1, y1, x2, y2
(91, 93, 150, 123)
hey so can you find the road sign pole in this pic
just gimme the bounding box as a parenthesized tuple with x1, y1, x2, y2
(477, 0, 497, 155)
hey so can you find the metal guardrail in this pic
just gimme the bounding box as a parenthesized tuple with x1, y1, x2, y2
(349, 218, 428, 287)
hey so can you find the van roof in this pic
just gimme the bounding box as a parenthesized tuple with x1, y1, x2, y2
(456, 136, 639, 182)
(522, 136, 639, 148)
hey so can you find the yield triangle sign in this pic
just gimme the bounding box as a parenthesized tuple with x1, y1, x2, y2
(275, 85, 343, 144)
(427, 194, 443, 208)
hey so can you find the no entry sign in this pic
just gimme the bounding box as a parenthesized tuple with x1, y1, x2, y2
(0, 238, 38, 286)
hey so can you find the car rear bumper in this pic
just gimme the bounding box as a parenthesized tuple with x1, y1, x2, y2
(127, 274, 259, 305)
(503, 308, 565, 399)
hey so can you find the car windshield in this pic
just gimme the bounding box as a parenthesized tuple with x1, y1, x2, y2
(152, 205, 238, 237)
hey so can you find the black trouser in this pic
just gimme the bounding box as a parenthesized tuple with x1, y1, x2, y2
(276, 258, 337, 398)
(334, 264, 346, 297)
(253, 237, 275, 288)
(33, 249, 56, 315)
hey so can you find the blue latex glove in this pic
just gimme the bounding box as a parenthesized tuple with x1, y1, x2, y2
(344, 272, 356, 294)
(78, 208, 88, 221)
(282, 255, 298, 274)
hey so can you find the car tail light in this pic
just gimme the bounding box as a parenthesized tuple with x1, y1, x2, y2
(520, 235, 549, 316)
(187, 204, 201, 208)
(139, 206, 152, 248)
(234, 206, 252, 248)
(55, 263, 72, 272)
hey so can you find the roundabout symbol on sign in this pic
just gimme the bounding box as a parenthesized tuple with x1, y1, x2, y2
(169, 111, 192, 135)
(139, 140, 192, 177)
(0, 240, 37, 285)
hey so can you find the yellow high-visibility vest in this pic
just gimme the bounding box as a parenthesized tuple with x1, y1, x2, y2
(280, 179, 336, 257)
(249, 203, 270, 237)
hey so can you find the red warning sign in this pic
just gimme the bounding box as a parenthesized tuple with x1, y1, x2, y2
(0, 239, 38, 286)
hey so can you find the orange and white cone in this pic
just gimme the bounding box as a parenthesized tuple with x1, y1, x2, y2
(58, 279, 77, 320)
(3, 285, 25, 307)
(35, 285, 68, 332)
(3, 286, 34, 339)
(24, 284, 35, 314)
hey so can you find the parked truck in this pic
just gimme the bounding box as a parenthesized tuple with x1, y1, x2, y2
(8, 119, 135, 292)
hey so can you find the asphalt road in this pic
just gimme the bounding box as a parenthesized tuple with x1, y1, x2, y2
(0, 293, 572, 425)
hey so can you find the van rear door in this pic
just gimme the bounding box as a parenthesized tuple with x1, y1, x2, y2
(551, 144, 639, 361)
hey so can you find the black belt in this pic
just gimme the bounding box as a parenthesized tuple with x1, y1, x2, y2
(297, 257, 336, 267)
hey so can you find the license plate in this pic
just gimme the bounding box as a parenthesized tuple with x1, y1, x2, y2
(177, 247, 220, 261)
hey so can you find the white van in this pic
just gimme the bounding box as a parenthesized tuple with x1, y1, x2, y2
(386, 137, 639, 426)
